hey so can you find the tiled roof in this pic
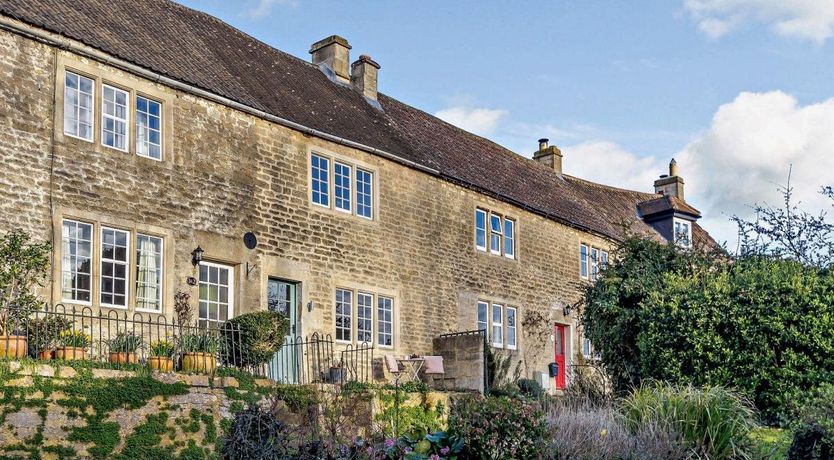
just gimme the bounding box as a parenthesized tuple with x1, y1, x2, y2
(0, 0, 716, 245)
(637, 196, 702, 219)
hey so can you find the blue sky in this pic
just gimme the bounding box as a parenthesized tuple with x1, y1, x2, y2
(178, 0, 834, 245)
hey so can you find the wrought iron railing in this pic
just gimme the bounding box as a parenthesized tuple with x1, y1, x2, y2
(0, 303, 243, 372)
(258, 333, 375, 385)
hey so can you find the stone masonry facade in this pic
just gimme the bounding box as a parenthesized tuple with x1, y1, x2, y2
(0, 16, 665, 390)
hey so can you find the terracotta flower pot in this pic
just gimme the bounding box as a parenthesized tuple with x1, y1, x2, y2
(55, 346, 87, 361)
(108, 352, 138, 365)
(38, 350, 53, 360)
(181, 352, 216, 374)
(149, 356, 175, 372)
(0, 335, 27, 359)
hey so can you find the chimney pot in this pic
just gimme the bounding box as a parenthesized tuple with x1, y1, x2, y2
(538, 138, 549, 150)
(669, 158, 679, 177)
(310, 35, 351, 83)
(351, 55, 381, 104)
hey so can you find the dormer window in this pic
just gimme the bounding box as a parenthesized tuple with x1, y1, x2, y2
(674, 218, 692, 248)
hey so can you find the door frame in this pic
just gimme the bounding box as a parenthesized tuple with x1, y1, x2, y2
(554, 322, 572, 390)
(267, 277, 301, 336)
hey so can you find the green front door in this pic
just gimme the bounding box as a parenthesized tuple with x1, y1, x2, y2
(267, 278, 298, 383)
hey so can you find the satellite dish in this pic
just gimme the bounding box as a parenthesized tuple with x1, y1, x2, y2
(243, 232, 257, 250)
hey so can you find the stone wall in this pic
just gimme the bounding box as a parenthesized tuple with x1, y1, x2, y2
(0, 24, 618, 385)
(431, 333, 486, 393)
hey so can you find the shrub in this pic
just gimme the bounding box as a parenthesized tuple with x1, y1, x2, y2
(222, 403, 293, 459)
(26, 315, 72, 354)
(621, 382, 757, 459)
(447, 395, 546, 460)
(516, 378, 544, 399)
(272, 384, 318, 412)
(222, 311, 289, 367)
(788, 384, 834, 459)
(0, 230, 51, 335)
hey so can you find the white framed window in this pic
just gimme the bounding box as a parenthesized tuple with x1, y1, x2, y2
(136, 234, 163, 311)
(491, 304, 503, 347)
(311, 154, 330, 207)
(674, 218, 692, 248)
(335, 288, 352, 342)
(100, 227, 130, 308)
(475, 209, 487, 251)
(377, 296, 394, 348)
(136, 96, 162, 160)
(61, 220, 93, 303)
(101, 84, 129, 151)
(504, 219, 515, 259)
(601, 250, 609, 270)
(477, 301, 488, 333)
(64, 71, 95, 141)
(334, 162, 352, 213)
(489, 214, 503, 255)
(198, 262, 234, 328)
(506, 307, 517, 350)
(580, 244, 589, 279)
(357, 292, 373, 344)
(583, 337, 593, 359)
(356, 169, 374, 219)
(591, 247, 600, 281)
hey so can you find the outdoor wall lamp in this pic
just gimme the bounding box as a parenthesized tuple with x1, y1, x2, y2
(562, 305, 572, 317)
(191, 246, 204, 266)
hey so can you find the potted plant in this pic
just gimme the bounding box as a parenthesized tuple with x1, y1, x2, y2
(149, 339, 176, 372)
(26, 315, 73, 360)
(0, 230, 51, 359)
(107, 331, 142, 364)
(55, 330, 91, 361)
(180, 332, 218, 373)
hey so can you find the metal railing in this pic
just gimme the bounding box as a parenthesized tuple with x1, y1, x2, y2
(257, 333, 375, 385)
(0, 303, 243, 372)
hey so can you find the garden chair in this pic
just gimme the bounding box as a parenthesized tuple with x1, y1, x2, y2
(423, 355, 446, 390)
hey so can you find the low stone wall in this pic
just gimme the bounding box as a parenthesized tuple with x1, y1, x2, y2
(432, 333, 485, 393)
(0, 361, 270, 459)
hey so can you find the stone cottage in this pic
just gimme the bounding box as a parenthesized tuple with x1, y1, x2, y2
(0, 0, 714, 390)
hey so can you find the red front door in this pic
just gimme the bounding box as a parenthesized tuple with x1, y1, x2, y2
(554, 324, 567, 389)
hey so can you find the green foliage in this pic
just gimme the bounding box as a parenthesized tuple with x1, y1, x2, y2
(58, 330, 91, 348)
(0, 230, 51, 334)
(150, 339, 176, 357)
(584, 235, 834, 424)
(749, 428, 791, 460)
(382, 379, 428, 393)
(787, 384, 834, 459)
(113, 412, 170, 459)
(621, 382, 757, 459)
(273, 384, 318, 412)
(25, 315, 72, 353)
(447, 395, 547, 460)
(516, 378, 544, 399)
(106, 331, 142, 353)
(222, 310, 289, 367)
(179, 332, 218, 354)
(375, 390, 445, 439)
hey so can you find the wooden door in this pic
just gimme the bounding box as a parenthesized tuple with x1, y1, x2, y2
(554, 324, 567, 389)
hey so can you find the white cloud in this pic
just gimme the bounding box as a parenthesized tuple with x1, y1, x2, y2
(561, 141, 663, 192)
(435, 106, 507, 136)
(684, 0, 834, 42)
(243, 0, 296, 20)
(677, 90, 834, 246)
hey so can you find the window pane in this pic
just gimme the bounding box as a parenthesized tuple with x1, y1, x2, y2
(334, 162, 352, 212)
(377, 296, 393, 347)
(356, 169, 374, 218)
(492, 304, 503, 347)
(64, 72, 94, 141)
(136, 234, 163, 311)
(311, 154, 330, 207)
(102, 85, 128, 151)
(335, 289, 352, 342)
(591, 248, 599, 281)
(357, 292, 373, 344)
(136, 96, 162, 160)
(62, 220, 93, 303)
(199, 263, 233, 327)
(580, 244, 589, 278)
(490, 214, 502, 254)
(507, 307, 517, 349)
(100, 228, 129, 307)
(475, 209, 487, 250)
(504, 219, 515, 258)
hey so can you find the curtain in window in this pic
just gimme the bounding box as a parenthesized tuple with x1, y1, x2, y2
(136, 237, 160, 310)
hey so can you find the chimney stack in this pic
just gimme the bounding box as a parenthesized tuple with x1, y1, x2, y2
(310, 35, 351, 83)
(533, 139, 563, 176)
(351, 55, 381, 103)
(654, 158, 685, 200)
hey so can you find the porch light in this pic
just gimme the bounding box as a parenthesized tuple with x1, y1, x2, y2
(562, 305, 572, 317)
(191, 246, 204, 266)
